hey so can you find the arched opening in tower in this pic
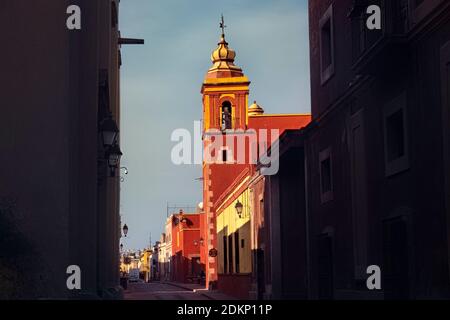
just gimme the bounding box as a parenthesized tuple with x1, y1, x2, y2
(221, 101, 232, 131)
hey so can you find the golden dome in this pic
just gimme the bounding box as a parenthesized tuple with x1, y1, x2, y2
(211, 36, 236, 62)
(207, 34, 244, 79)
(248, 101, 264, 116)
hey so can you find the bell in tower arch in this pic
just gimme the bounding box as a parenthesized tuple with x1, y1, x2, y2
(221, 101, 232, 131)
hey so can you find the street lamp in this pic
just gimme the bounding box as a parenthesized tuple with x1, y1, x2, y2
(123, 224, 129, 237)
(235, 200, 243, 218)
(120, 167, 128, 182)
(120, 243, 124, 251)
(100, 112, 119, 148)
(107, 144, 123, 177)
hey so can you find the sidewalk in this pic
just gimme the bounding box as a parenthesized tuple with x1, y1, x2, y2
(163, 281, 203, 291)
(164, 282, 237, 300)
(193, 288, 237, 300)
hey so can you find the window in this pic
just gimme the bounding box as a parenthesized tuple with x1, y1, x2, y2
(221, 101, 232, 131)
(223, 236, 228, 274)
(386, 110, 405, 161)
(234, 232, 240, 274)
(219, 147, 233, 164)
(319, 4, 335, 85)
(319, 147, 333, 204)
(349, 0, 385, 60)
(228, 235, 233, 274)
(383, 93, 409, 177)
(321, 20, 332, 69)
(321, 158, 332, 192)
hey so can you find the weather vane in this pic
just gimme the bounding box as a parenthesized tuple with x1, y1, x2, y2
(220, 14, 227, 36)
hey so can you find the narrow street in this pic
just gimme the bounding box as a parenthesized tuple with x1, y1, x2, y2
(124, 282, 210, 300)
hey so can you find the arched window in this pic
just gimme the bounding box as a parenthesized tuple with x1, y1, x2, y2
(221, 101, 232, 131)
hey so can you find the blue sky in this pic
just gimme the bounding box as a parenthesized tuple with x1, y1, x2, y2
(119, 0, 310, 250)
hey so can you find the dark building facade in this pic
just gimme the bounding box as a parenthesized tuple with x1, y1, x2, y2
(0, 0, 133, 299)
(256, 0, 450, 300)
(304, 0, 450, 299)
(262, 130, 309, 300)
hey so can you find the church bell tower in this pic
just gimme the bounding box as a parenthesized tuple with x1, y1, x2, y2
(200, 16, 251, 289)
(201, 16, 250, 133)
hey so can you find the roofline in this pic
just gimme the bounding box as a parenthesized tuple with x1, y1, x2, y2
(249, 113, 311, 118)
(256, 128, 308, 171)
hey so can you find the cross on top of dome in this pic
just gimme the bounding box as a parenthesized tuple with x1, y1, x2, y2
(206, 15, 244, 79)
(220, 14, 227, 37)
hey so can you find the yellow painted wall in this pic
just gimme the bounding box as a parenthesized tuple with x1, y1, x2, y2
(216, 188, 252, 274)
(140, 250, 151, 272)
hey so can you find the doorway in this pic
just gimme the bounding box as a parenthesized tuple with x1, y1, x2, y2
(317, 233, 334, 300)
